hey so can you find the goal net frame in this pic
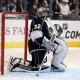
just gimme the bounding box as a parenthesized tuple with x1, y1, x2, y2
(0, 12, 28, 75)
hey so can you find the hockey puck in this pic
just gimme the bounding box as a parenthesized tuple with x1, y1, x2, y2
(36, 74, 39, 76)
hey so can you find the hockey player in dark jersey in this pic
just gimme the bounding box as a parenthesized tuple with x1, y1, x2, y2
(7, 7, 52, 72)
(28, 7, 51, 67)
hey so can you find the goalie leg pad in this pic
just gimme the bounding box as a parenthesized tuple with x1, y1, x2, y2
(7, 56, 50, 72)
(51, 49, 67, 71)
(7, 56, 31, 72)
(7, 56, 14, 71)
(9, 62, 50, 72)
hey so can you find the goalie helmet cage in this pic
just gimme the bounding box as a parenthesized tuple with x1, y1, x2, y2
(0, 12, 28, 75)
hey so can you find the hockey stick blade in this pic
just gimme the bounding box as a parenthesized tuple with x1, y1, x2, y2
(46, 18, 58, 36)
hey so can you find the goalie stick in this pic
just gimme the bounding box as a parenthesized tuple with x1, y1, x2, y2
(46, 18, 58, 36)
(36, 35, 57, 76)
(36, 51, 50, 76)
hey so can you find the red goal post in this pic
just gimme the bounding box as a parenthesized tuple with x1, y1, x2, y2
(0, 12, 28, 75)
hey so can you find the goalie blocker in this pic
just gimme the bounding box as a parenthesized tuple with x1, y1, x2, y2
(42, 35, 57, 52)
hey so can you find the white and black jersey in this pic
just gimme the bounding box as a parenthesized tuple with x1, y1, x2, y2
(29, 17, 51, 53)
(28, 17, 51, 66)
(29, 17, 51, 42)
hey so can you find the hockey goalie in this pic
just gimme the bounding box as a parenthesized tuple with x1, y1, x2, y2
(7, 7, 68, 72)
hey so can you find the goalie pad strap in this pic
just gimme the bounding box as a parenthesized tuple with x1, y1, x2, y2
(11, 58, 30, 67)
(10, 58, 31, 71)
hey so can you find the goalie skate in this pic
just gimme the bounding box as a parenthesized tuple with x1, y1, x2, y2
(50, 64, 65, 72)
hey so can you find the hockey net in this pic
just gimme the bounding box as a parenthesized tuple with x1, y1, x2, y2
(0, 12, 28, 75)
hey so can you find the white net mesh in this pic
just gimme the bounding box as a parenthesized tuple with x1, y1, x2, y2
(0, 12, 28, 75)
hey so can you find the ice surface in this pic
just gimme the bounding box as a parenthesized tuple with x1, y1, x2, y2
(0, 47, 80, 80)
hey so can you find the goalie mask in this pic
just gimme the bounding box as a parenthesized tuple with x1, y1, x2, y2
(37, 7, 48, 18)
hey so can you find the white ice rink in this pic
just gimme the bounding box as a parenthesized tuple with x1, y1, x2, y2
(0, 47, 80, 80)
